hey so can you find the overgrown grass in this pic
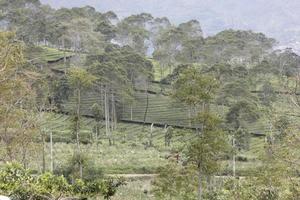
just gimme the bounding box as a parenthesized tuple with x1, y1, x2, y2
(36, 113, 267, 176)
(105, 179, 154, 200)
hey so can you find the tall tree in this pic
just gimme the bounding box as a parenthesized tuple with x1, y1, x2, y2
(172, 66, 219, 127)
(67, 67, 95, 178)
(115, 13, 153, 55)
(0, 31, 39, 165)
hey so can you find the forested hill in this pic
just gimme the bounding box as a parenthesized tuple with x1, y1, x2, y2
(2, 0, 300, 199)
(1, 0, 300, 131)
(40, 0, 300, 54)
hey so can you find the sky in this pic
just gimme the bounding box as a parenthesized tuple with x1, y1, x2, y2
(40, 0, 300, 51)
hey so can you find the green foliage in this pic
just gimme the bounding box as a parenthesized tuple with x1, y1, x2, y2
(172, 66, 219, 106)
(194, 111, 222, 132)
(95, 20, 116, 41)
(0, 31, 38, 164)
(116, 13, 152, 55)
(203, 30, 275, 64)
(274, 115, 290, 139)
(36, 172, 70, 197)
(186, 129, 228, 175)
(91, 103, 103, 121)
(152, 162, 197, 200)
(3, 2, 300, 200)
(87, 45, 153, 102)
(67, 67, 96, 90)
(50, 76, 71, 109)
(153, 20, 203, 66)
(55, 153, 103, 182)
(0, 163, 34, 200)
(258, 81, 277, 106)
(0, 162, 123, 200)
(101, 178, 126, 200)
(226, 100, 260, 129)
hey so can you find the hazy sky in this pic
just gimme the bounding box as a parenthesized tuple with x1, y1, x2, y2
(40, 0, 300, 50)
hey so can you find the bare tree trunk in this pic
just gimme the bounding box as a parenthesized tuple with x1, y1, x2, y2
(150, 123, 154, 147)
(160, 65, 163, 80)
(42, 132, 46, 173)
(76, 88, 82, 179)
(110, 92, 116, 145)
(96, 124, 99, 151)
(112, 93, 117, 129)
(63, 38, 67, 75)
(79, 162, 83, 180)
(130, 104, 133, 120)
(50, 132, 53, 173)
(111, 92, 117, 130)
(232, 136, 236, 189)
(76, 88, 81, 152)
(21, 140, 28, 169)
(198, 168, 203, 200)
(143, 82, 149, 126)
(104, 88, 112, 146)
(164, 124, 168, 147)
(188, 106, 192, 127)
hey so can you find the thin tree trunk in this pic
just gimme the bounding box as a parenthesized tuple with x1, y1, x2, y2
(188, 106, 192, 127)
(76, 88, 82, 179)
(42, 132, 46, 173)
(112, 93, 117, 129)
(50, 132, 53, 173)
(63, 38, 67, 75)
(232, 136, 236, 184)
(198, 168, 202, 200)
(22, 140, 28, 169)
(143, 82, 149, 126)
(104, 88, 112, 145)
(164, 124, 168, 147)
(111, 92, 117, 130)
(96, 124, 99, 151)
(79, 162, 83, 179)
(160, 65, 163, 80)
(76, 88, 81, 151)
(150, 123, 154, 147)
(130, 104, 133, 120)
(110, 91, 116, 145)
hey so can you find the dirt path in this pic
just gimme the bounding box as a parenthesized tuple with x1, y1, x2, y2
(106, 174, 157, 179)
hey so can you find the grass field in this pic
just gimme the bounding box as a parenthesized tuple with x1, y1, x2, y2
(38, 113, 195, 173)
(35, 113, 266, 176)
(29, 113, 268, 200)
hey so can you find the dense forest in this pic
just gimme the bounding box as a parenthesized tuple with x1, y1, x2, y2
(1, 0, 300, 199)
